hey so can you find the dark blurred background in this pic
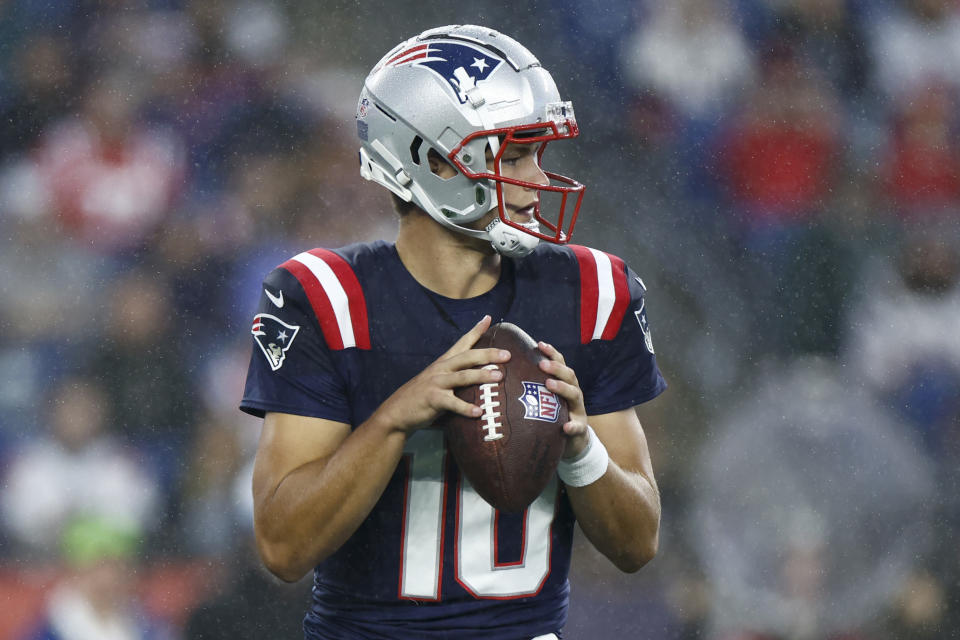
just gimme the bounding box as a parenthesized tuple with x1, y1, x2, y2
(1, 0, 959, 638)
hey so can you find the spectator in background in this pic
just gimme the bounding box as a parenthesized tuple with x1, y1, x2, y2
(621, 0, 755, 124)
(0, 195, 113, 438)
(844, 227, 960, 638)
(547, 0, 637, 116)
(868, 0, 960, 103)
(737, 0, 871, 102)
(148, 218, 239, 348)
(32, 71, 185, 253)
(1, 376, 160, 559)
(845, 227, 960, 453)
(881, 83, 960, 219)
(89, 268, 198, 497)
(21, 517, 174, 640)
(620, 0, 755, 200)
(712, 40, 848, 355)
(715, 41, 840, 234)
(691, 358, 935, 640)
(765, 0, 871, 103)
(178, 413, 251, 558)
(0, 33, 76, 155)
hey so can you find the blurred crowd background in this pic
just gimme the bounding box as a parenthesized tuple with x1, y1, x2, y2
(1, 0, 959, 638)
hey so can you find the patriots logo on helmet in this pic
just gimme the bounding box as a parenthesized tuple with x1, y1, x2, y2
(519, 381, 561, 423)
(385, 41, 502, 104)
(252, 313, 300, 371)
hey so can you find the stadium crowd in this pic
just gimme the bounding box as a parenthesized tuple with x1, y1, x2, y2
(1, 0, 959, 638)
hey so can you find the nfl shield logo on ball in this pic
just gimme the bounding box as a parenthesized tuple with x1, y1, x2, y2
(519, 382, 560, 422)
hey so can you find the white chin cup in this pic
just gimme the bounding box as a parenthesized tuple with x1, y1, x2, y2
(486, 218, 541, 258)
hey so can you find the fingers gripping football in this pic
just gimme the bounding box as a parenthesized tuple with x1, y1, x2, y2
(376, 316, 511, 433)
(538, 341, 590, 458)
(427, 354, 506, 417)
(538, 341, 586, 419)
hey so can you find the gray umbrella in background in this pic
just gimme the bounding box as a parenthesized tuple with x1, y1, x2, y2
(691, 357, 935, 639)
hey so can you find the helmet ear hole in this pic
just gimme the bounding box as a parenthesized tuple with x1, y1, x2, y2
(409, 136, 423, 165)
(427, 148, 457, 180)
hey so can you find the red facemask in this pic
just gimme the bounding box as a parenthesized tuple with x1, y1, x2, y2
(448, 110, 585, 245)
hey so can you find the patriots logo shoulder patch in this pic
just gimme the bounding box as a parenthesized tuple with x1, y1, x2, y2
(252, 313, 300, 371)
(519, 381, 561, 423)
(385, 41, 502, 104)
(634, 300, 654, 354)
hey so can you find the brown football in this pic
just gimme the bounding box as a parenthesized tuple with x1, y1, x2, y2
(444, 322, 568, 513)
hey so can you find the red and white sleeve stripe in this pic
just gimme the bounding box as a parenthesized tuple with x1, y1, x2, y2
(570, 245, 630, 344)
(280, 249, 371, 350)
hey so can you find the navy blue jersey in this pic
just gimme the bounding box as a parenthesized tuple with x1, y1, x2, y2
(241, 240, 666, 639)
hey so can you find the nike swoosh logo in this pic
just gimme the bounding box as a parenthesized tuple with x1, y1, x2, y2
(265, 288, 284, 308)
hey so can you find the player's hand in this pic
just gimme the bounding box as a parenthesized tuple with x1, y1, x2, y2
(374, 315, 511, 435)
(538, 341, 590, 459)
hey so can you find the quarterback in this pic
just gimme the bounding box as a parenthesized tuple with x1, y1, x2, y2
(241, 25, 666, 639)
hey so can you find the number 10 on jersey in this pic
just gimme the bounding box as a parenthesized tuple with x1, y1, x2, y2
(399, 429, 558, 599)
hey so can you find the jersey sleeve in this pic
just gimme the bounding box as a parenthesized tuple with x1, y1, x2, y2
(240, 266, 351, 422)
(579, 265, 667, 416)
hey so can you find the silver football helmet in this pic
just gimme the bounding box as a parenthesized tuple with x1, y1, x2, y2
(357, 25, 584, 258)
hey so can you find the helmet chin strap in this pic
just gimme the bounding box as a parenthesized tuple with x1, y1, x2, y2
(486, 218, 540, 258)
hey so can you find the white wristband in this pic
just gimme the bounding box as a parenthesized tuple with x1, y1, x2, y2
(556, 425, 609, 487)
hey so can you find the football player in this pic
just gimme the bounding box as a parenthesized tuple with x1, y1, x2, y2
(241, 24, 666, 639)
